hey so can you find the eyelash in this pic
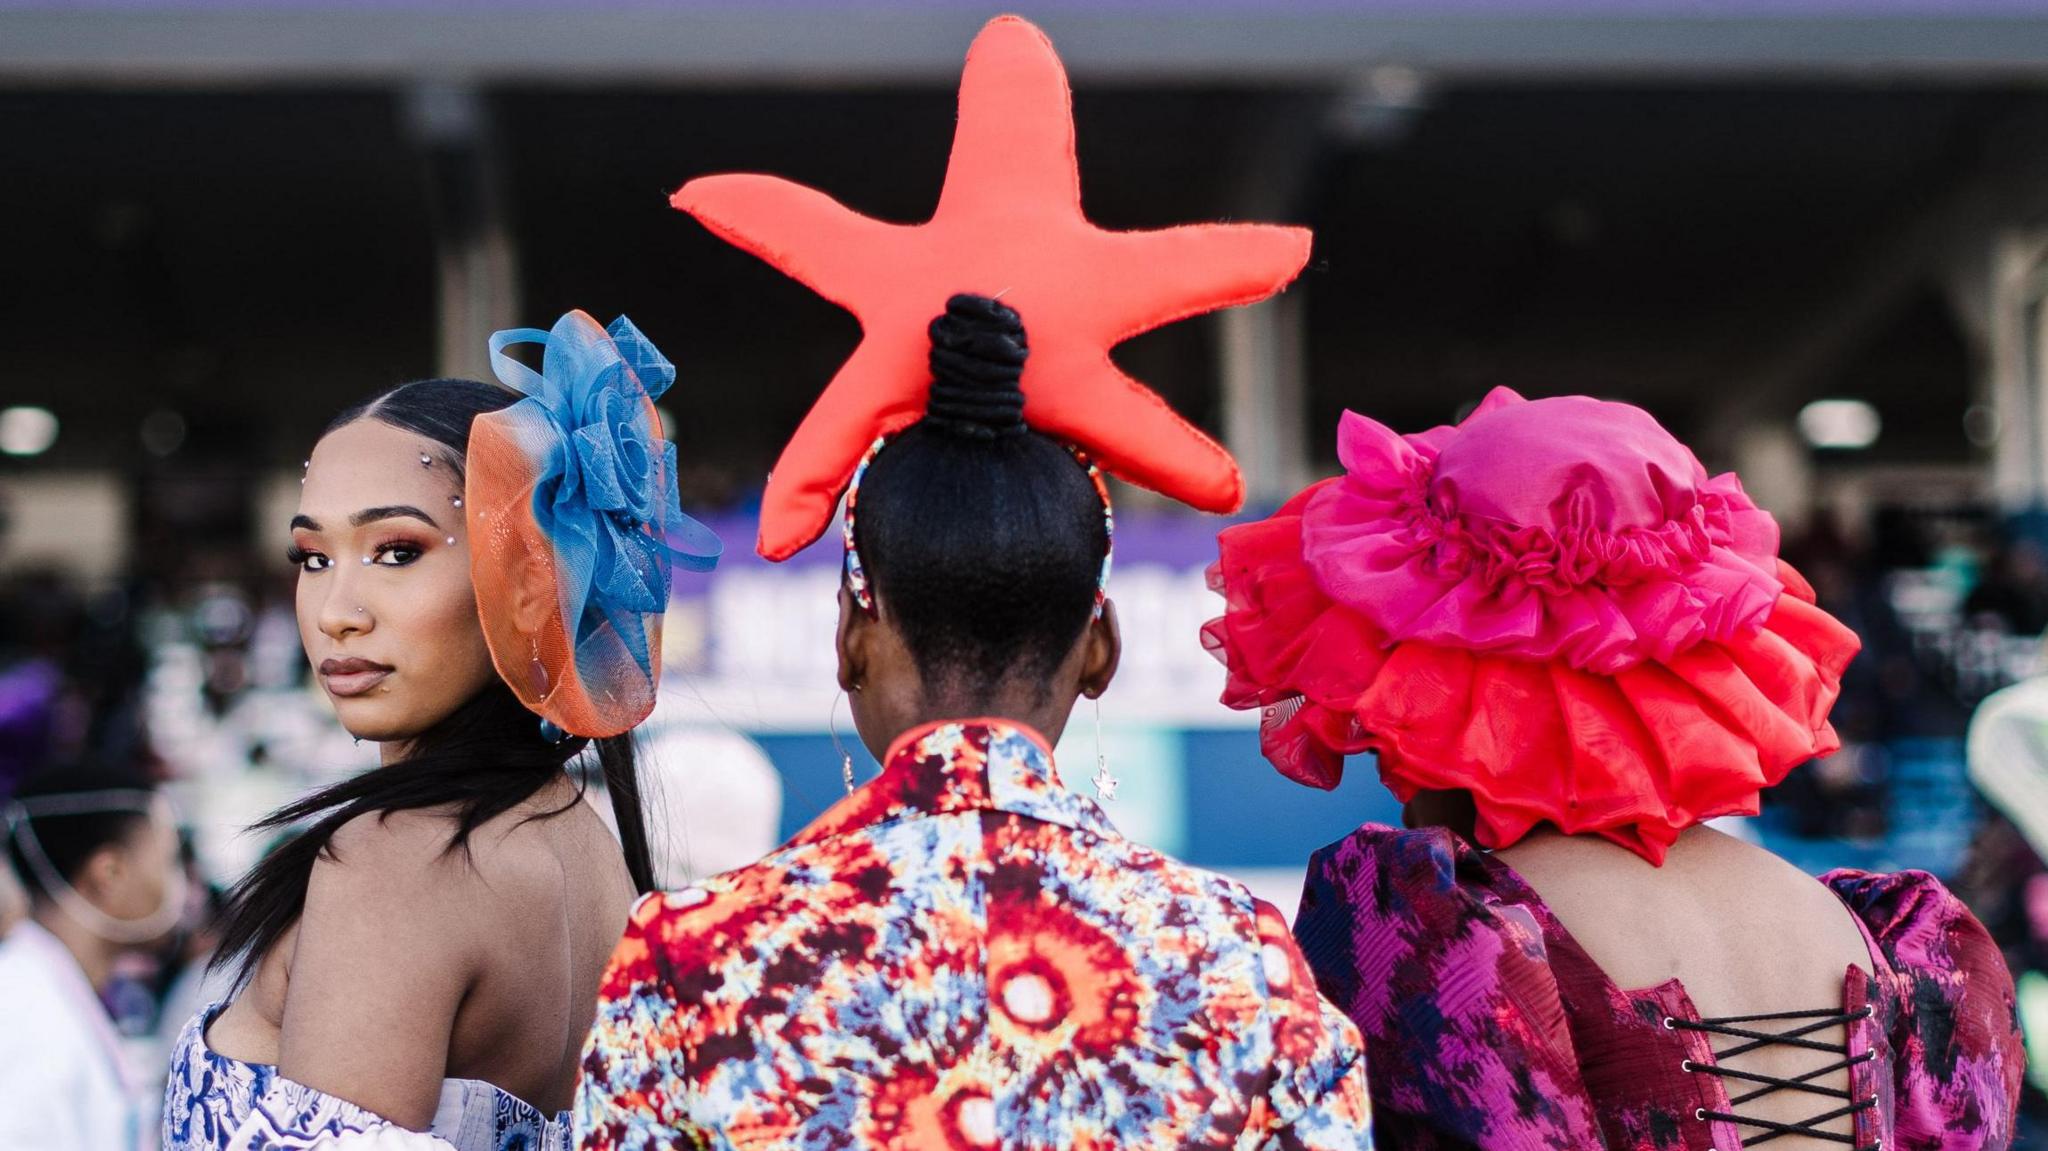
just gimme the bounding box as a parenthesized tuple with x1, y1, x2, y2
(286, 540, 427, 573)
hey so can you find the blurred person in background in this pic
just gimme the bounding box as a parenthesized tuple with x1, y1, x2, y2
(1964, 671, 2048, 1135)
(1209, 389, 2025, 1149)
(1965, 536, 2048, 637)
(0, 767, 184, 1151)
(631, 714, 781, 886)
(162, 312, 720, 1150)
(0, 865, 24, 937)
(0, 662, 57, 941)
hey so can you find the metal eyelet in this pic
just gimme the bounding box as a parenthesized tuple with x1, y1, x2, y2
(1695, 1108, 1709, 1122)
(1680, 1059, 1695, 1072)
(1663, 1017, 1677, 1030)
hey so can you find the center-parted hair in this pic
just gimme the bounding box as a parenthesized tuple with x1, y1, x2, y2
(854, 295, 1109, 699)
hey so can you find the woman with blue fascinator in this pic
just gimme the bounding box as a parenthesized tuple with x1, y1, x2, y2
(160, 311, 720, 1150)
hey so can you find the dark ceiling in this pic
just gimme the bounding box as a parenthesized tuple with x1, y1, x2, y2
(0, 79, 2026, 491)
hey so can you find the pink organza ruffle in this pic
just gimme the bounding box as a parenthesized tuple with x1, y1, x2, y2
(1203, 481, 1861, 865)
(1300, 388, 1784, 675)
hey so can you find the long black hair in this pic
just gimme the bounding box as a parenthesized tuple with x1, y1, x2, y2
(855, 295, 1110, 701)
(211, 378, 655, 984)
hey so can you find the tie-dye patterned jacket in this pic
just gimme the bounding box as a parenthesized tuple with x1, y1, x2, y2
(574, 718, 1375, 1149)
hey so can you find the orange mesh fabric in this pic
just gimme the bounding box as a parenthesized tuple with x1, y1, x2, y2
(467, 311, 719, 738)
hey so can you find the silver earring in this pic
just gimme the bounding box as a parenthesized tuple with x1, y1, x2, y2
(445, 536, 456, 545)
(451, 496, 463, 508)
(1092, 696, 1119, 801)
(830, 690, 857, 793)
(419, 453, 433, 468)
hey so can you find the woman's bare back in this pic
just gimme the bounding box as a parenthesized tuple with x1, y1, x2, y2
(208, 774, 635, 1121)
(1497, 823, 1877, 1147)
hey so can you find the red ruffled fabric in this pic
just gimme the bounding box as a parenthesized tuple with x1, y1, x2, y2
(1203, 482, 1861, 865)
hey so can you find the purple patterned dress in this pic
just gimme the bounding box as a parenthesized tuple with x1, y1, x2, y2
(1296, 825, 2025, 1151)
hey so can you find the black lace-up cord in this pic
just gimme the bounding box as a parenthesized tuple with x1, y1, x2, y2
(1711, 1052, 1877, 1106)
(1670, 1007, 1880, 1151)
(1671, 1010, 1857, 1058)
(1698, 1099, 1877, 1146)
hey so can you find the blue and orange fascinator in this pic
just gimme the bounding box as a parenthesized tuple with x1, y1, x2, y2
(673, 15, 1313, 568)
(465, 311, 721, 739)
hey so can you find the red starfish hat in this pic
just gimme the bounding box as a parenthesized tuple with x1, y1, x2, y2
(674, 14, 1314, 561)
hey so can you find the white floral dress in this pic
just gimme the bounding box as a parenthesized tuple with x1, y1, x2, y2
(162, 1001, 567, 1151)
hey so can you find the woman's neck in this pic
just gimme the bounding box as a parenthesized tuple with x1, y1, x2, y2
(32, 904, 118, 992)
(899, 697, 1074, 753)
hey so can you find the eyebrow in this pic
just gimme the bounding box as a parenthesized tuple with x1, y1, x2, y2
(289, 505, 442, 534)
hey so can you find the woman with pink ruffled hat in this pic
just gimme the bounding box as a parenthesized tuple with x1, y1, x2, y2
(1206, 387, 2026, 1150)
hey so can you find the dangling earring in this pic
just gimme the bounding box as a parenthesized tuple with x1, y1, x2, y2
(830, 689, 857, 793)
(526, 636, 551, 699)
(1091, 696, 1119, 801)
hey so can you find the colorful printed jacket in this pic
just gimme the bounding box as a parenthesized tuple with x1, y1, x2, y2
(574, 718, 1374, 1149)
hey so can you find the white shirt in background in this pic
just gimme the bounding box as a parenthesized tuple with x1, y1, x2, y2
(0, 920, 144, 1151)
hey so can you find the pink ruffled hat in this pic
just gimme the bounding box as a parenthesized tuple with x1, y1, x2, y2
(1203, 387, 1860, 864)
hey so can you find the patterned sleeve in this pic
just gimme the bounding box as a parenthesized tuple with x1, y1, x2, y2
(1249, 900, 1377, 1149)
(1825, 868, 2026, 1150)
(199, 1080, 459, 1151)
(573, 894, 711, 1151)
(223, 1115, 456, 1151)
(1292, 826, 1606, 1151)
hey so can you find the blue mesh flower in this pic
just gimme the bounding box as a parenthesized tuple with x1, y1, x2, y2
(468, 311, 720, 738)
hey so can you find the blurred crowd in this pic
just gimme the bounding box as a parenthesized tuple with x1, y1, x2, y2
(5, 496, 2048, 1137)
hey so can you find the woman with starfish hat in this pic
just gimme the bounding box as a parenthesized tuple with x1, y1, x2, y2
(573, 16, 1373, 1150)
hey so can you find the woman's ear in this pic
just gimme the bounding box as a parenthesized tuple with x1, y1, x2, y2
(510, 544, 555, 636)
(1078, 598, 1122, 701)
(75, 842, 126, 904)
(835, 584, 869, 694)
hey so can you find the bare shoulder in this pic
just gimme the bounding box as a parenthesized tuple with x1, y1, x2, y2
(318, 808, 474, 892)
(302, 808, 487, 952)
(473, 785, 621, 892)
(1684, 828, 1873, 943)
(1499, 826, 1871, 999)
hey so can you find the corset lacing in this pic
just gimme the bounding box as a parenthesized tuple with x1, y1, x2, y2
(1667, 1006, 1879, 1149)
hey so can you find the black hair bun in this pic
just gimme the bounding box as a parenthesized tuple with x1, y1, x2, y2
(926, 293, 1029, 440)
